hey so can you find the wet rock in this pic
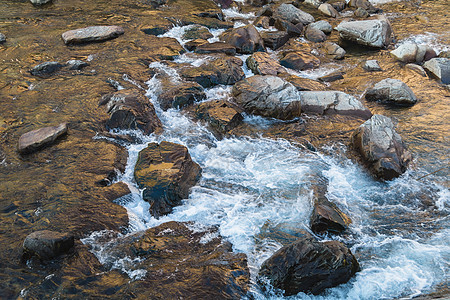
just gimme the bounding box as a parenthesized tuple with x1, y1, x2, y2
(323, 42, 346, 60)
(351, 114, 412, 180)
(66, 59, 88, 70)
(257, 5, 273, 17)
(260, 31, 290, 50)
(143, 37, 185, 61)
(363, 59, 382, 71)
(18, 123, 68, 154)
(180, 55, 245, 88)
(365, 78, 417, 106)
(62, 26, 124, 45)
(102, 89, 163, 134)
(318, 3, 339, 18)
(274, 3, 315, 25)
(354, 7, 369, 18)
(348, 0, 378, 13)
(134, 142, 201, 217)
(249, 0, 270, 7)
(195, 100, 244, 136)
(259, 236, 359, 295)
(159, 81, 206, 110)
(279, 74, 328, 91)
(305, 26, 327, 43)
(194, 41, 236, 55)
(246, 52, 284, 75)
(254, 16, 271, 29)
(390, 43, 437, 63)
(141, 24, 172, 36)
(143, 0, 167, 8)
(0, 33, 5, 43)
(182, 25, 213, 40)
(300, 91, 372, 119)
(279, 51, 320, 71)
(30, 61, 63, 77)
(319, 72, 344, 82)
(423, 57, 450, 84)
(232, 75, 301, 120)
(331, 1, 346, 12)
(184, 39, 208, 51)
(220, 24, 265, 54)
(195, 9, 225, 21)
(311, 198, 352, 234)
(309, 20, 332, 35)
(30, 0, 52, 5)
(23, 230, 74, 260)
(336, 18, 392, 48)
(274, 19, 304, 37)
(405, 63, 427, 77)
(213, 0, 233, 8)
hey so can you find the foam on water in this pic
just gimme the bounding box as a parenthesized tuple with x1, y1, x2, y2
(222, 7, 256, 21)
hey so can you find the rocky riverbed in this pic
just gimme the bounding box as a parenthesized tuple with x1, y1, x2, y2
(0, 0, 448, 298)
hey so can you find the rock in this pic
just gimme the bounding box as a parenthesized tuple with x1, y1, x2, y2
(439, 51, 450, 59)
(279, 74, 328, 91)
(220, 24, 264, 54)
(158, 81, 206, 110)
(257, 5, 273, 17)
(319, 72, 344, 82)
(254, 16, 271, 29)
(390, 43, 436, 63)
(62, 26, 124, 45)
(101, 89, 163, 134)
(194, 41, 236, 55)
(23, 230, 74, 260)
(323, 42, 346, 59)
(304, 0, 322, 8)
(274, 19, 304, 37)
(141, 24, 172, 36)
(232, 75, 301, 120)
(18, 123, 68, 154)
(0, 33, 5, 43)
(309, 20, 332, 35)
(249, 0, 269, 6)
(354, 7, 369, 18)
(305, 26, 327, 43)
(195, 100, 244, 136)
(246, 52, 284, 75)
(348, 0, 378, 13)
(30, 61, 63, 77)
(213, 0, 233, 8)
(318, 3, 339, 18)
(423, 58, 450, 84)
(363, 59, 382, 71)
(182, 25, 213, 40)
(300, 91, 372, 119)
(134, 142, 202, 217)
(351, 114, 412, 180)
(180, 55, 245, 88)
(279, 51, 320, 71)
(331, 1, 347, 12)
(145, 0, 167, 8)
(194, 9, 225, 21)
(260, 31, 290, 50)
(336, 18, 392, 48)
(274, 3, 315, 25)
(405, 63, 427, 77)
(30, 0, 52, 5)
(259, 236, 359, 295)
(311, 198, 352, 234)
(66, 60, 88, 70)
(365, 78, 417, 106)
(184, 39, 208, 51)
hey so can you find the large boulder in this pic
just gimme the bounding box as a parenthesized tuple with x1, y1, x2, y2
(336, 18, 392, 48)
(195, 100, 244, 136)
(365, 78, 417, 106)
(390, 43, 436, 63)
(300, 91, 372, 119)
(101, 89, 163, 134)
(232, 75, 301, 120)
(134, 141, 202, 217)
(246, 52, 285, 75)
(274, 3, 315, 25)
(18, 123, 68, 154)
(23, 230, 74, 260)
(423, 57, 450, 84)
(279, 51, 320, 71)
(259, 236, 359, 295)
(158, 81, 206, 110)
(220, 24, 264, 54)
(351, 114, 412, 180)
(62, 26, 124, 45)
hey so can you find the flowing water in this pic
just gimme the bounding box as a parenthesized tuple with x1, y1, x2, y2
(0, 0, 449, 298)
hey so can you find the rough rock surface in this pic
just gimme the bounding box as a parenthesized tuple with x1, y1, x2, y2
(246, 52, 285, 75)
(279, 51, 320, 71)
(274, 3, 315, 25)
(351, 114, 412, 180)
(195, 100, 244, 136)
(363, 59, 382, 71)
(309, 20, 332, 34)
(274, 19, 304, 37)
(18, 123, 68, 154)
(311, 198, 352, 234)
(348, 0, 378, 13)
(30, 61, 63, 76)
(300, 91, 372, 119)
(390, 43, 437, 63)
(323, 42, 346, 60)
(194, 41, 236, 55)
(134, 142, 202, 217)
(220, 24, 264, 54)
(318, 3, 339, 18)
(254, 16, 270, 29)
(354, 7, 369, 18)
(232, 75, 301, 120)
(365, 78, 417, 106)
(336, 19, 392, 48)
(260, 31, 290, 50)
(185, 39, 208, 51)
(62, 26, 124, 45)
(259, 236, 359, 295)
(23, 230, 74, 260)
(305, 26, 327, 43)
(158, 81, 206, 110)
(423, 57, 450, 84)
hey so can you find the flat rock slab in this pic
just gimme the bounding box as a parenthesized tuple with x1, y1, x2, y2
(62, 26, 124, 45)
(18, 123, 67, 154)
(23, 230, 74, 260)
(336, 18, 392, 48)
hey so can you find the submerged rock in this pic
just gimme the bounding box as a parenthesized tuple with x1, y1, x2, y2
(30, 61, 63, 77)
(246, 51, 284, 75)
(158, 81, 206, 110)
(279, 51, 320, 71)
(274, 3, 315, 25)
(423, 57, 450, 84)
(336, 18, 392, 48)
(351, 114, 412, 180)
(23, 230, 74, 260)
(62, 26, 124, 45)
(184, 39, 208, 51)
(232, 75, 301, 120)
(365, 78, 417, 106)
(220, 24, 264, 54)
(194, 41, 236, 55)
(279, 74, 327, 91)
(195, 100, 244, 136)
(182, 25, 213, 40)
(134, 142, 201, 218)
(18, 123, 68, 154)
(259, 236, 359, 295)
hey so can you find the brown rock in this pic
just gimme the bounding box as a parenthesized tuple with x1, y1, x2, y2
(279, 51, 320, 71)
(159, 81, 206, 110)
(195, 100, 244, 136)
(279, 74, 327, 91)
(23, 230, 75, 260)
(260, 31, 290, 50)
(62, 26, 124, 45)
(311, 199, 352, 234)
(305, 26, 327, 43)
(18, 123, 68, 154)
(254, 16, 271, 29)
(194, 41, 237, 55)
(220, 24, 265, 54)
(184, 39, 208, 51)
(246, 52, 284, 75)
(182, 25, 213, 40)
(274, 19, 304, 37)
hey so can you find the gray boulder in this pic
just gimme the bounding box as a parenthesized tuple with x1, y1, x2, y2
(0, 33, 5, 43)
(18, 123, 67, 154)
(220, 24, 264, 54)
(30, 61, 63, 76)
(23, 230, 74, 260)
(309, 20, 332, 35)
(390, 43, 437, 63)
(274, 3, 315, 25)
(423, 57, 450, 84)
(62, 26, 124, 45)
(351, 114, 412, 180)
(365, 78, 417, 106)
(300, 91, 372, 119)
(363, 59, 382, 71)
(232, 75, 301, 120)
(336, 18, 392, 48)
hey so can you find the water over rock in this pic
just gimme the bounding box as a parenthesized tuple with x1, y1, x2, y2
(30, 61, 63, 77)
(260, 31, 290, 50)
(134, 141, 202, 218)
(259, 236, 359, 295)
(351, 114, 412, 180)
(279, 51, 320, 71)
(232, 75, 302, 120)
(336, 18, 392, 48)
(279, 74, 328, 91)
(274, 3, 315, 25)
(365, 78, 417, 106)
(246, 51, 285, 75)
(195, 100, 244, 137)
(61, 26, 124, 45)
(23, 230, 74, 260)
(423, 57, 450, 84)
(18, 123, 68, 154)
(185, 39, 208, 51)
(220, 24, 265, 54)
(194, 41, 236, 55)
